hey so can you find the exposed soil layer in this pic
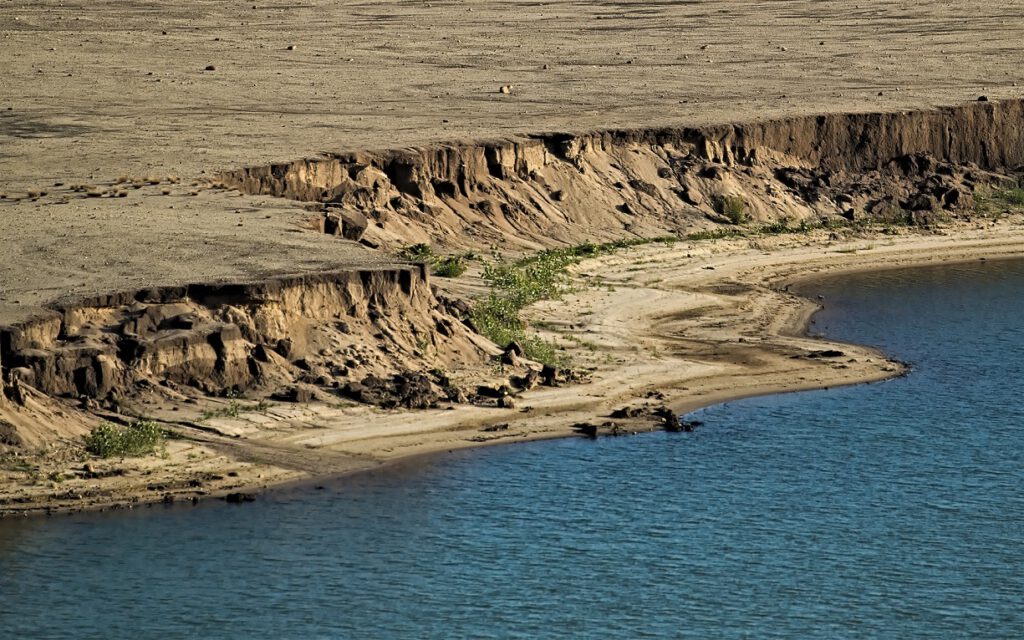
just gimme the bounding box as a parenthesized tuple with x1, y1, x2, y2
(222, 100, 1024, 249)
(0, 264, 503, 447)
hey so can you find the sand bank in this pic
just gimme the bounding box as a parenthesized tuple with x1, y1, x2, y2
(3, 220, 1021, 516)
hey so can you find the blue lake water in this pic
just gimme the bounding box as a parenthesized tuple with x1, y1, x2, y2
(2, 259, 1023, 638)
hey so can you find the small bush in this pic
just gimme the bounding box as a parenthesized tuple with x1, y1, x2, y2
(715, 195, 748, 224)
(759, 217, 791, 235)
(974, 184, 1024, 217)
(433, 255, 468, 278)
(85, 420, 166, 458)
(397, 243, 435, 262)
(1003, 187, 1024, 206)
(685, 227, 746, 241)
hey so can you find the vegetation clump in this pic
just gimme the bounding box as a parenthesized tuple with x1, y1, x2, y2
(432, 255, 468, 278)
(974, 183, 1024, 217)
(84, 420, 166, 458)
(398, 243, 471, 278)
(472, 237, 678, 365)
(715, 194, 749, 224)
(397, 243, 435, 262)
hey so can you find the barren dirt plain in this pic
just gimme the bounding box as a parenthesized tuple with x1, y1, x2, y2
(2, 0, 1023, 312)
(2, 1, 1024, 514)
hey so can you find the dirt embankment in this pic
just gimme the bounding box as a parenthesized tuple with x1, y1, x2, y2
(2, 100, 1023, 516)
(221, 99, 1024, 250)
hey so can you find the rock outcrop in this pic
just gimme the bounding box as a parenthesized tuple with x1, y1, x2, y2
(0, 267, 488, 405)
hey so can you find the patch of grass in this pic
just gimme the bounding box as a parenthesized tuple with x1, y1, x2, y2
(200, 400, 269, 421)
(0, 453, 34, 474)
(472, 237, 679, 366)
(973, 183, 1024, 217)
(432, 255, 468, 278)
(714, 194, 748, 224)
(399, 244, 472, 278)
(85, 420, 166, 458)
(759, 217, 792, 235)
(397, 243, 435, 262)
(685, 227, 747, 241)
(1004, 188, 1024, 206)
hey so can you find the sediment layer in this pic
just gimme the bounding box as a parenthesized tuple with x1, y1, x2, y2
(222, 100, 1024, 249)
(0, 266, 486, 407)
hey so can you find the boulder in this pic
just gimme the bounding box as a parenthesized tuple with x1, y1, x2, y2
(323, 210, 368, 241)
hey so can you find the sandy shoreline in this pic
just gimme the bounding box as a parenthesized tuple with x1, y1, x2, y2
(3, 220, 1022, 518)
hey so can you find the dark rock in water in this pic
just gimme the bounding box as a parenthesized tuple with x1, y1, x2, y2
(662, 414, 703, 433)
(573, 422, 598, 438)
(653, 406, 680, 431)
(224, 492, 256, 504)
(680, 419, 703, 432)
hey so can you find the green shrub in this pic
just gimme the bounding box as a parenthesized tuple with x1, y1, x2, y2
(399, 244, 472, 278)
(759, 217, 791, 235)
(397, 243, 435, 262)
(715, 194, 748, 224)
(1003, 187, 1024, 206)
(432, 255, 468, 278)
(85, 420, 166, 458)
(685, 227, 746, 241)
(974, 184, 1024, 217)
(467, 237, 686, 366)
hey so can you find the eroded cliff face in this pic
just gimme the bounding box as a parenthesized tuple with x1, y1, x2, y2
(220, 99, 1024, 250)
(0, 268, 489, 417)
(2, 100, 1022, 451)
